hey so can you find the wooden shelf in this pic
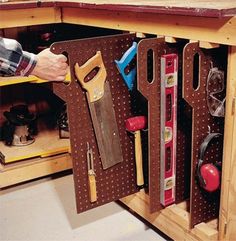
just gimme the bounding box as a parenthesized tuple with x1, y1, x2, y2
(0, 73, 71, 87)
(0, 76, 48, 87)
(0, 153, 72, 188)
(0, 129, 70, 163)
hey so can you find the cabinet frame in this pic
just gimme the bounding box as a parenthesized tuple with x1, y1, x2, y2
(0, 3, 236, 240)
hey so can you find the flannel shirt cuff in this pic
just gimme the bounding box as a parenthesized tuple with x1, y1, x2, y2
(15, 51, 37, 76)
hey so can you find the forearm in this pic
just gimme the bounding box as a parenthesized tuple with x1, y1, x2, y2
(0, 37, 37, 76)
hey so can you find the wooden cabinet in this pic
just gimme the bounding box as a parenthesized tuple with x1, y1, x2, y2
(1, 1, 236, 240)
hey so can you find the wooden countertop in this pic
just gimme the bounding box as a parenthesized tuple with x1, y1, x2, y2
(0, 0, 236, 18)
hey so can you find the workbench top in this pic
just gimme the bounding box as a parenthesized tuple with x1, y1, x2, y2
(1, 0, 236, 18)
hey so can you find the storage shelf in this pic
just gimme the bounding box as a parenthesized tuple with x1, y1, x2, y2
(0, 129, 70, 164)
(0, 76, 47, 87)
(0, 153, 72, 188)
(0, 72, 71, 87)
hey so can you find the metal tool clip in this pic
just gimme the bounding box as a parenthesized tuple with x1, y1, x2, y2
(86, 142, 97, 202)
(87, 142, 95, 175)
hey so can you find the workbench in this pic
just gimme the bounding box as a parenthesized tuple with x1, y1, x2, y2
(0, 1, 236, 240)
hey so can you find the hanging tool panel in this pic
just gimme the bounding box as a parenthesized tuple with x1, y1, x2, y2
(51, 33, 143, 213)
(137, 38, 189, 212)
(183, 42, 226, 228)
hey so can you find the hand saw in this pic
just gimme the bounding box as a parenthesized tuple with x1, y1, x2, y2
(160, 53, 178, 207)
(74, 51, 123, 169)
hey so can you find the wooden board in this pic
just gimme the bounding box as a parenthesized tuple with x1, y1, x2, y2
(0, 153, 72, 188)
(57, 0, 236, 18)
(219, 46, 236, 240)
(0, 129, 70, 163)
(0, 76, 48, 87)
(0, 7, 61, 28)
(1, 0, 236, 17)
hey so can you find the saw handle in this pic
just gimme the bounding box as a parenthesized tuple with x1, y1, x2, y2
(115, 42, 137, 91)
(134, 130, 144, 186)
(74, 51, 107, 102)
(88, 170, 97, 202)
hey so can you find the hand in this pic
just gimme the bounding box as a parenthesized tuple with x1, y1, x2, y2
(31, 48, 68, 81)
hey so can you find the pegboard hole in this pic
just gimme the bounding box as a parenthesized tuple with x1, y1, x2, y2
(62, 51, 71, 86)
(193, 53, 200, 90)
(147, 49, 154, 83)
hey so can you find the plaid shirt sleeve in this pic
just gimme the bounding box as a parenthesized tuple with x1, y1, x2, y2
(0, 37, 37, 76)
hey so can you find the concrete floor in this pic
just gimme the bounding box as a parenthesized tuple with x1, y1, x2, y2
(0, 173, 167, 241)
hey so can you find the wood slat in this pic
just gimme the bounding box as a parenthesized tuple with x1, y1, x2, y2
(219, 46, 236, 240)
(0, 7, 61, 28)
(0, 153, 72, 188)
(63, 8, 236, 46)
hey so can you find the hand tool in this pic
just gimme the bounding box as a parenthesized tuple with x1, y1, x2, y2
(115, 42, 137, 91)
(87, 142, 97, 202)
(125, 116, 147, 186)
(74, 51, 123, 169)
(3, 104, 36, 146)
(160, 53, 178, 207)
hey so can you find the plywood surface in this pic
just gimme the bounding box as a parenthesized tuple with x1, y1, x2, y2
(1, 0, 236, 17)
(56, 0, 236, 10)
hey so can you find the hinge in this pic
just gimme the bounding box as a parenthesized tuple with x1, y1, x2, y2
(224, 222, 227, 236)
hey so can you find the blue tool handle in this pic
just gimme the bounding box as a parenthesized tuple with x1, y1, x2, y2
(115, 42, 137, 91)
(117, 42, 137, 66)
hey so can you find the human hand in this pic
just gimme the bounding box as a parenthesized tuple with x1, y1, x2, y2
(31, 48, 68, 81)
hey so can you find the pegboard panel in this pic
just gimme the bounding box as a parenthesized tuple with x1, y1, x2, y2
(51, 33, 142, 213)
(175, 51, 192, 204)
(137, 37, 188, 212)
(175, 97, 192, 204)
(183, 42, 225, 228)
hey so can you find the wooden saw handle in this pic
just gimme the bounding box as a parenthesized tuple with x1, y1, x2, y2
(134, 130, 144, 186)
(74, 51, 107, 102)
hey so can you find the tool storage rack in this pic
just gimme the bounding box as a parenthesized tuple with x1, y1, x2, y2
(0, 1, 236, 240)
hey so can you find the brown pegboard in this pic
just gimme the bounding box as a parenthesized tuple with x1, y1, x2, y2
(183, 42, 225, 228)
(175, 48, 192, 204)
(51, 33, 141, 213)
(137, 37, 189, 212)
(175, 97, 192, 204)
(137, 37, 163, 212)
